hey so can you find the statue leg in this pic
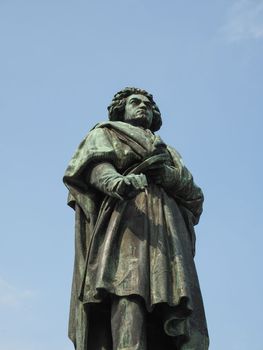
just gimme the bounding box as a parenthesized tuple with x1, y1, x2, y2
(86, 301, 112, 350)
(111, 295, 147, 350)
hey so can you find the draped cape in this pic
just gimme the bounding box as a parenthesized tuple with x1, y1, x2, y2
(63, 121, 209, 350)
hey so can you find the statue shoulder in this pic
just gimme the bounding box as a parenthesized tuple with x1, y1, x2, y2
(167, 145, 184, 167)
(90, 120, 126, 130)
(79, 121, 114, 145)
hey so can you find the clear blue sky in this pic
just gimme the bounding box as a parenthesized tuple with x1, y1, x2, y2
(0, 1, 262, 349)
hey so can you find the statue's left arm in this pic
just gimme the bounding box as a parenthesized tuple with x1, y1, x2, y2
(146, 146, 204, 225)
(144, 147, 203, 257)
(165, 147, 204, 257)
(168, 146, 204, 223)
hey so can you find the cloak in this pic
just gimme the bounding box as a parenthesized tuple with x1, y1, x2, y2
(63, 121, 209, 350)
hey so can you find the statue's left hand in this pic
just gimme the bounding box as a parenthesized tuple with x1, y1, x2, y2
(146, 164, 176, 188)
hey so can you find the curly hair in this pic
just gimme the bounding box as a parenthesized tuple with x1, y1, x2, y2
(107, 87, 162, 132)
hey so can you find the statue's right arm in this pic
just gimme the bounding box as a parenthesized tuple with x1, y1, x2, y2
(87, 162, 148, 200)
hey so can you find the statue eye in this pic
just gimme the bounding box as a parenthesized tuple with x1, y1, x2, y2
(130, 99, 139, 105)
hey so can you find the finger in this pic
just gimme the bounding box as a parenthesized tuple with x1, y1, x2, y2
(130, 176, 141, 190)
(130, 176, 145, 190)
(123, 176, 131, 185)
(138, 174, 148, 188)
(135, 175, 148, 189)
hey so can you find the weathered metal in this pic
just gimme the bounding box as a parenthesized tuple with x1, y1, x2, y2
(63, 87, 209, 350)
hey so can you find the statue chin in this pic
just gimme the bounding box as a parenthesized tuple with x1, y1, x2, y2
(126, 115, 150, 129)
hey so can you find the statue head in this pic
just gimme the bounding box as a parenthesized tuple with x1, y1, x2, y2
(107, 87, 162, 132)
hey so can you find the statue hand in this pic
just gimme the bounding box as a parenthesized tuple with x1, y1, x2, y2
(146, 164, 176, 188)
(88, 162, 148, 200)
(116, 174, 148, 199)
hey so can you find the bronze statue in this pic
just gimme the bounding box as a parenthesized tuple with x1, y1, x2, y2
(63, 87, 209, 350)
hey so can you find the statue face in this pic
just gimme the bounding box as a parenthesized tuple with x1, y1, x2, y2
(123, 94, 153, 129)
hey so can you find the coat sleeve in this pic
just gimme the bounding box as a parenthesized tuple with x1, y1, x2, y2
(167, 146, 204, 225)
(63, 127, 120, 193)
(87, 162, 125, 200)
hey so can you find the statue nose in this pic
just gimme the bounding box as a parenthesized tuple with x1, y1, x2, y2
(139, 102, 147, 109)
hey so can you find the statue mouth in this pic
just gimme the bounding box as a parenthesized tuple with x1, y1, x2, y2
(136, 110, 147, 115)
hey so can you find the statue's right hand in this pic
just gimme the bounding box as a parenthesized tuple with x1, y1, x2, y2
(116, 174, 148, 199)
(89, 162, 148, 200)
